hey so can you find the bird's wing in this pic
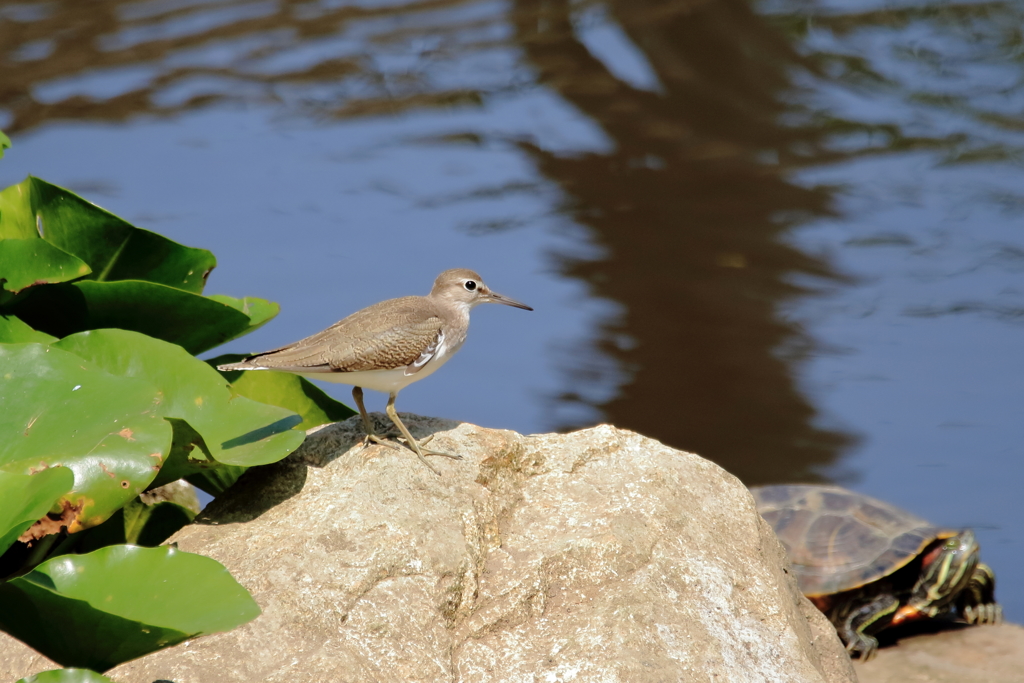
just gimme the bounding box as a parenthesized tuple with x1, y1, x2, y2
(404, 327, 445, 376)
(236, 296, 444, 374)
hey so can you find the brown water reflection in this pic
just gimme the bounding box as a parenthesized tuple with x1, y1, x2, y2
(513, 0, 855, 483)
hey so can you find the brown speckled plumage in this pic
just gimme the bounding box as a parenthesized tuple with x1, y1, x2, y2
(239, 296, 449, 373)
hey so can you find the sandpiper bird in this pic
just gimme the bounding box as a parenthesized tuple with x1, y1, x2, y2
(217, 269, 532, 474)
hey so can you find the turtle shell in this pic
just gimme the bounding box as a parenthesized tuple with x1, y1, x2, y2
(751, 485, 956, 597)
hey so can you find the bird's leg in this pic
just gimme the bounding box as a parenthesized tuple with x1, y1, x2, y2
(384, 393, 462, 475)
(352, 387, 398, 451)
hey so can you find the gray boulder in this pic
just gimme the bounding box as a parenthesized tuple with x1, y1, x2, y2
(4, 417, 856, 682)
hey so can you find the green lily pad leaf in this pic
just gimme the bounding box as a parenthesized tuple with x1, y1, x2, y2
(0, 177, 215, 293)
(206, 294, 279, 338)
(148, 421, 237, 494)
(18, 669, 115, 683)
(124, 500, 194, 546)
(0, 344, 172, 534)
(0, 467, 75, 556)
(0, 238, 92, 294)
(210, 353, 355, 430)
(0, 130, 10, 158)
(54, 330, 304, 468)
(0, 544, 260, 671)
(0, 314, 57, 343)
(146, 418, 212, 490)
(0, 180, 38, 239)
(185, 352, 357, 495)
(8, 281, 276, 355)
(185, 466, 249, 496)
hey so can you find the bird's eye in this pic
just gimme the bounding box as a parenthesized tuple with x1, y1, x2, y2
(464, 280, 477, 291)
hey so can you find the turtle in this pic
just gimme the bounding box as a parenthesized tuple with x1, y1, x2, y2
(750, 484, 1001, 660)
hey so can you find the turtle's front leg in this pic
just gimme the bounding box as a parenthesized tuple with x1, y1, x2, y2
(837, 594, 900, 661)
(958, 562, 1002, 625)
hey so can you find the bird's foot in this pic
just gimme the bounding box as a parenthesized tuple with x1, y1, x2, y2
(360, 433, 401, 451)
(361, 432, 461, 477)
(397, 434, 463, 461)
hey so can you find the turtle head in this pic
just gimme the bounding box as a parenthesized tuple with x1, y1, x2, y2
(892, 529, 979, 625)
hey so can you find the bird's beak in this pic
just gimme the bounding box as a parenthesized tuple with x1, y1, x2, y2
(485, 291, 533, 311)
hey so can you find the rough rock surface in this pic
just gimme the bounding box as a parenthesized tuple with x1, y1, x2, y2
(856, 623, 1024, 683)
(3, 417, 855, 683)
(0, 633, 51, 681)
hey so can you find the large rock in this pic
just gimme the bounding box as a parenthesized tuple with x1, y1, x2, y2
(4, 417, 855, 682)
(855, 623, 1024, 683)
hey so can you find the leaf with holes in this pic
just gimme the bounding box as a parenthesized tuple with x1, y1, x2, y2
(0, 467, 75, 556)
(0, 177, 215, 293)
(0, 544, 260, 672)
(0, 344, 172, 534)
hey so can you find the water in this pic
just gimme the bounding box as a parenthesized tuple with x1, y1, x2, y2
(1, 0, 1021, 621)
